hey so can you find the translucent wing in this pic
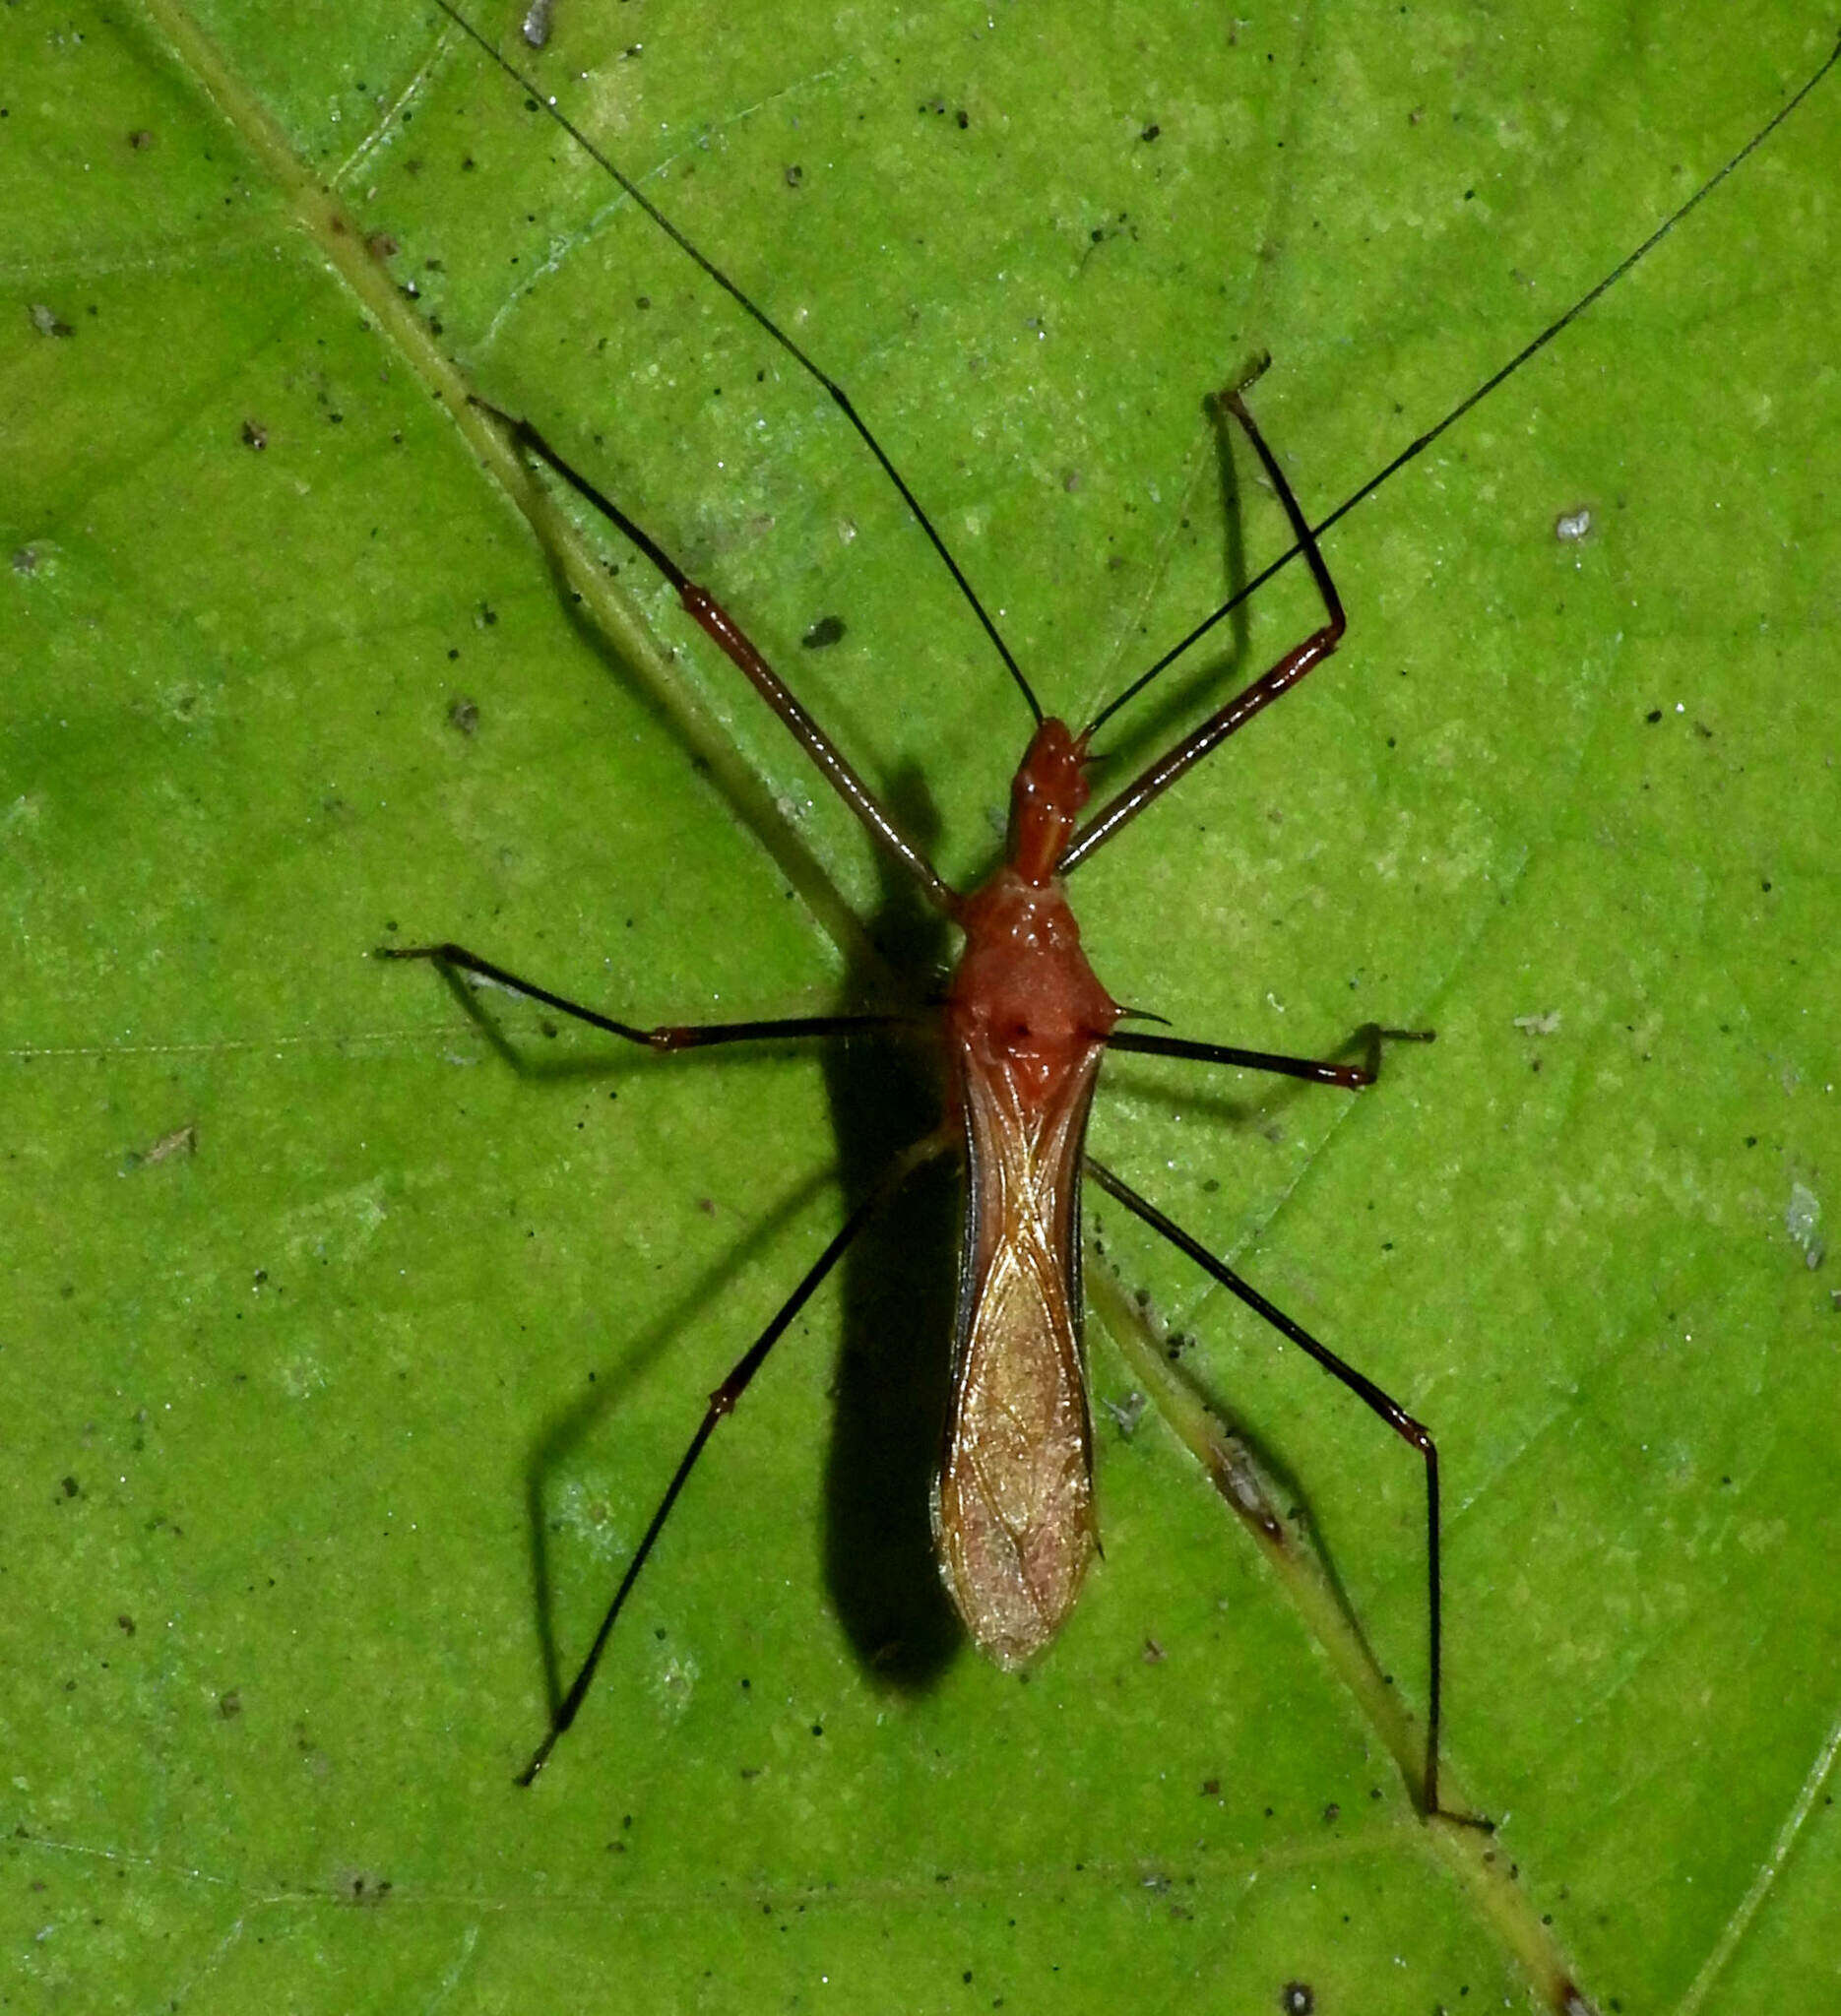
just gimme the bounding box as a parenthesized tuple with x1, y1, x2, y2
(933, 1039, 1105, 1667)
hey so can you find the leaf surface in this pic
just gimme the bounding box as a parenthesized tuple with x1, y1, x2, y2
(5, 3, 1839, 2010)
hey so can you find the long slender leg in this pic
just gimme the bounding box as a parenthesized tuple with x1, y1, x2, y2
(379, 940, 905, 1052)
(518, 1132, 949, 1786)
(1109, 1024, 1434, 1091)
(1084, 1154, 1453, 1820)
(469, 399, 960, 918)
(1061, 390, 1345, 874)
(432, 1, 1038, 722)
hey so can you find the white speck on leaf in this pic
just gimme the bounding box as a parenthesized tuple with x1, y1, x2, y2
(1785, 1182, 1821, 1259)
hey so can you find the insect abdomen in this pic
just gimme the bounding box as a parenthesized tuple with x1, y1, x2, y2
(934, 1247, 1097, 1666)
(934, 1035, 1105, 1667)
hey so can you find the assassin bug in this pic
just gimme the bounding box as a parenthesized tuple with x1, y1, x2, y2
(392, 374, 1455, 1796)
(387, 6, 1840, 1801)
(388, 372, 1450, 1793)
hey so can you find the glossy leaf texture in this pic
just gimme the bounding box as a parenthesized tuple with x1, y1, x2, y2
(5, 2, 1839, 2010)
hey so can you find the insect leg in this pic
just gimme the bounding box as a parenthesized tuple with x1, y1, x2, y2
(1108, 1025, 1434, 1090)
(469, 399, 961, 917)
(1084, 1153, 1457, 1822)
(432, 1, 1037, 721)
(518, 1130, 951, 1786)
(1062, 389, 1343, 874)
(379, 941, 906, 1050)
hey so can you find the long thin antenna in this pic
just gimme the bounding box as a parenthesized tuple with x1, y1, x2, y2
(428, 0, 1043, 725)
(1084, 30, 1841, 740)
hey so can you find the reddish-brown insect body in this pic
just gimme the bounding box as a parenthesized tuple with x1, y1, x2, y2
(389, 6, 1837, 1804)
(384, 382, 1419, 1797)
(938, 721, 1120, 1665)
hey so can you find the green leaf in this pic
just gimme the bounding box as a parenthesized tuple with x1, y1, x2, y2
(6, 2, 1838, 2009)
